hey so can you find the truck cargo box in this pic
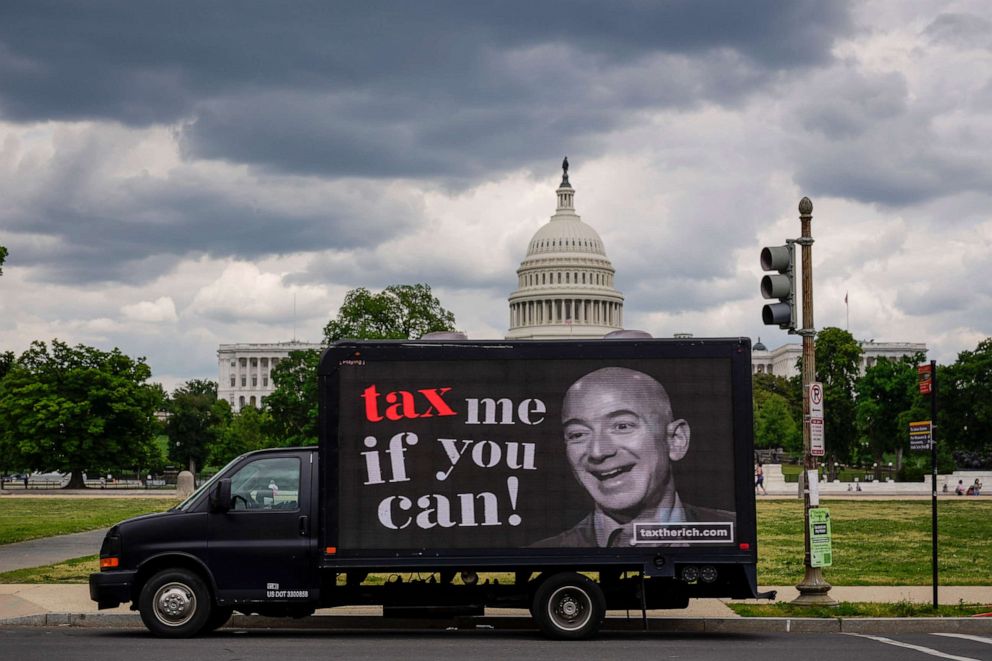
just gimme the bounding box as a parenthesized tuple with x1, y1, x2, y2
(319, 338, 758, 576)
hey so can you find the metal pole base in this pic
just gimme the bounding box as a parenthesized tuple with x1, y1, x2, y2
(792, 567, 837, 606)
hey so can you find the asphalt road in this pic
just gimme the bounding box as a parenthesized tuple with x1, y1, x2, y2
(2, 628, 991, 661)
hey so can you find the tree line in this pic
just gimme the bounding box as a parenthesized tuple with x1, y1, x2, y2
(753, 327, 992, 477)
(0, 284, 456, 486)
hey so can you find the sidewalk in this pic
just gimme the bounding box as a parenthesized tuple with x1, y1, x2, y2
(2, 584, 991, 634)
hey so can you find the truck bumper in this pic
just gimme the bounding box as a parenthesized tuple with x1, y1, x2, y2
(89, 570, 137, 609)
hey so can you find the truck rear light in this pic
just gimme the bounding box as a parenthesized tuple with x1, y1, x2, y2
(100, 557, 119, 569)
(325, 546, 337, 555)
(739, 542, 750, 550)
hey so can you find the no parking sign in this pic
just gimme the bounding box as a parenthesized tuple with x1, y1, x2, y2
(807, 382, 825, 456)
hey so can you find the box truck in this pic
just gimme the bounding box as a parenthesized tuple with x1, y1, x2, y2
(91, 337, 771, 638)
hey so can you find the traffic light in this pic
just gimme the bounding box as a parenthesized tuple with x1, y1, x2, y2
(760, 242, 796, 330)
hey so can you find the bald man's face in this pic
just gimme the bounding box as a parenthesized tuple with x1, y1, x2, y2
(562, 369, 684, 519)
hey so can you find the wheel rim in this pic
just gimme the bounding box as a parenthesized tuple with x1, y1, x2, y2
(152, 581, 197, 627)
(546, 585, 592, 632)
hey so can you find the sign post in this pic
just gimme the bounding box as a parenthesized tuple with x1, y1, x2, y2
(791, 198, 835, 606)
(919, 360, 938, 609)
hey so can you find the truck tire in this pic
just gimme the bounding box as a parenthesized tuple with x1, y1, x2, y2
(532, 572, 605, 640)
(138, 568, 212, 637)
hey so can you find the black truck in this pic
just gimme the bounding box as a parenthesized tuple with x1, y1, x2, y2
(90, 337, 771, 638)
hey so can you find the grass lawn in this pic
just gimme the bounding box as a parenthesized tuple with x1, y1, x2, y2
(756, 499, 992, 585)
(0, 555, 98, 583)
(0, 498, 177, 545)
(729, 602, 992, 618)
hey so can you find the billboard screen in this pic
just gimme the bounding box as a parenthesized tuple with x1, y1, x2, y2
(331, 354, 739, 550)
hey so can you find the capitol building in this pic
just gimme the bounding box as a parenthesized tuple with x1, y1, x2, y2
(218, 158, 925, 410)
(506, 158, 625, 339)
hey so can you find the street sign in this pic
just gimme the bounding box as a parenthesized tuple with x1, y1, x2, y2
(910, 420, 933, 451)
(808, 382, 824, 416)
(918, 364, 933, 394)
(810, 419, 825, 456)
(807, 382, 825, 456)
(809, 507, 833, 567)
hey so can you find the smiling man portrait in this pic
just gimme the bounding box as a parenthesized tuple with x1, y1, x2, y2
(533, 367, 734, 548)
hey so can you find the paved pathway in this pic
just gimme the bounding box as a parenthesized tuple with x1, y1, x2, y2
(0, 529, 109, 573)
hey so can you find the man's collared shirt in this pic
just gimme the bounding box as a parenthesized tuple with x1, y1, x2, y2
(594, 493, 687, 547)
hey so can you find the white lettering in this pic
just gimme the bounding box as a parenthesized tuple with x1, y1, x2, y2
(378, 495, 413, 529)
(435, 438, 472, 481)
(517, 398, 546, 425)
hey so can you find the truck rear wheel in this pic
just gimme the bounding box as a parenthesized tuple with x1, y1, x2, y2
(138, 568, 212, 637)
(532, 572, 605, 640)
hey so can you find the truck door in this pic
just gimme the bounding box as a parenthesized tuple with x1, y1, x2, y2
(208, 451, 317, 604)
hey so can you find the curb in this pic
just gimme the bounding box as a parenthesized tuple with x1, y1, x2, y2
(3, 613, 992, 634)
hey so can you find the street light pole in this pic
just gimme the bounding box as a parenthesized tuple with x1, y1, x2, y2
(792, 197, 837, 606)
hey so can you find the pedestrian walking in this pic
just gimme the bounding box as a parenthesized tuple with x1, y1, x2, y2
(754, 462, 766, 495)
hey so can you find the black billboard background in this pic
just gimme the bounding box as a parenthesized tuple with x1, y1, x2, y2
(334, 357, 736, 549)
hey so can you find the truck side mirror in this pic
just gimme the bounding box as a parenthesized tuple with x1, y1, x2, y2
(211, 478, 232, 512)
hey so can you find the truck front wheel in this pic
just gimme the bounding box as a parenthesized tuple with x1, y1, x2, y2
(532, 572, 605, 640)
(138, 568, 212, 637)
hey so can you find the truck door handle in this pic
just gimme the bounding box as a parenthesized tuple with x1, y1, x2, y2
(298, 515, 309, 536)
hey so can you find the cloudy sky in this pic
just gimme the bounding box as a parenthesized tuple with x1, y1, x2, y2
(1, 1, 990, 391)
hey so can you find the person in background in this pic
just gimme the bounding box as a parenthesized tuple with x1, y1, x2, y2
(755, 462, 767, 496)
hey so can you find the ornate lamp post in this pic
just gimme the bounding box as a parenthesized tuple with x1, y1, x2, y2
(792, 197, 836, 606)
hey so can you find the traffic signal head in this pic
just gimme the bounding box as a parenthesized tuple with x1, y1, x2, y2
(760, 243, 796, 330)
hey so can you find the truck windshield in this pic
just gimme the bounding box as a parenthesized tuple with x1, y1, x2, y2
(172, 455, 243, 512)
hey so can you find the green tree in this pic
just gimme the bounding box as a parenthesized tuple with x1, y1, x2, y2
(754, 392, 802, 452)
(210, 405, 274, 466)
(166, 379, 231, 473)
(0, 351, 15, 380)
(940, 338, 992, 456)
(0, 244, 7, 275)
(264, 349, 321, 446)
(753, 372, 802, 452)
(855, 356, 927, 470)
(323, 283, 457, 342)
(804, 327, 863, 463)
(265, 284, 458, 445)
(0, 340, 161, 488)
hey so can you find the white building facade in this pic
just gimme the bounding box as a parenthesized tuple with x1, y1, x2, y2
(217, 341, 322, 412)
(751, 339, 928, 378)
(506, 159, 624, 339)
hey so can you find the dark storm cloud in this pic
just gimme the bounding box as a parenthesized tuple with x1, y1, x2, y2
(924, 13, 992, 50)
(3, 169, 418, 285)
(788, 65, 992, 208)
(0, 1, 851, 179)
(793, 132, 989, 208)
(798, 71, 908, 139)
